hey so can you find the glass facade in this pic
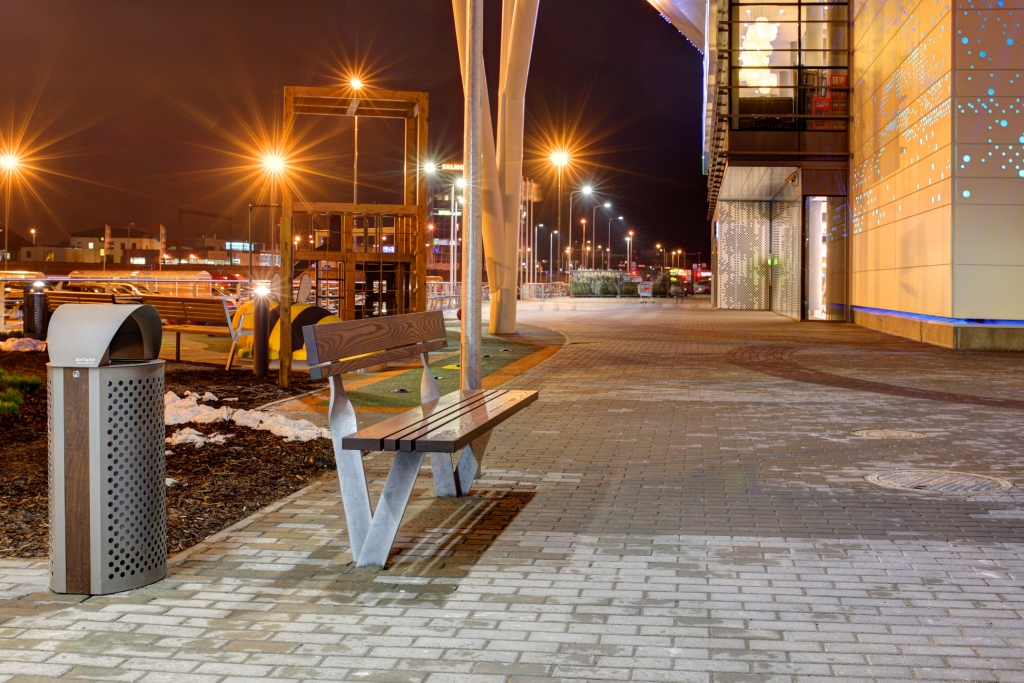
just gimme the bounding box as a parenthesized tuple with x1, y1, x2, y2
(726, 0, 850, 130)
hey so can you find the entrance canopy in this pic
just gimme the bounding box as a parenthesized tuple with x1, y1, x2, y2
(647, 0, 706, 50)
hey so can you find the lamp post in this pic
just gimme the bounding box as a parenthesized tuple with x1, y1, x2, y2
(30, 228, 36, 246)
(567, 185, 592, 274)
(593, 202, 611, 269)
(1, 153, 20, 263)
(350, 77, 363, 204)
(578, 218, 586, 270)
(550, 151, 569, 280)
(533, 223, 544, 285)
(626, 230, 635, 273)
(549, 230, 557, 283)
(608, 216, 623, 270)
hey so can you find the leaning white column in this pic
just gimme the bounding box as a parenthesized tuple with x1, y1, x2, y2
(461, 0, 484, 391)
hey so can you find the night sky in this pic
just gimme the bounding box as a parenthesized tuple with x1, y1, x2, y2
(1, 1, 708, 261)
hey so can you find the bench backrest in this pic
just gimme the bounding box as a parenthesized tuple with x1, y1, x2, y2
(141, 295, 231, 326)
(303, 311, 447, 380)
(45, 290, 117, 311)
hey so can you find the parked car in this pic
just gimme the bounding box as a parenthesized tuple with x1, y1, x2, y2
(693, 277, 712, 295)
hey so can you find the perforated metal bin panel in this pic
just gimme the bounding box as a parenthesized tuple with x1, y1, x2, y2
(48, 360, 167, 595)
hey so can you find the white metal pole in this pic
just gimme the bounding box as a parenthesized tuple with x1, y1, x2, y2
(461, 0, 484, 391)
(353, 116, 359, 204)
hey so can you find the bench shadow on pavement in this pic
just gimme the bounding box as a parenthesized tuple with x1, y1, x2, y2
(271, 490, 536, 603)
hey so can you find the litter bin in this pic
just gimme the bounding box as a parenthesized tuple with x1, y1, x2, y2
(46, 304, 167, 595)
(23, 281, 49, 340)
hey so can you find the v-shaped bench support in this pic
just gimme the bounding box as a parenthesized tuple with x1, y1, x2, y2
(327, 357, 489, 567)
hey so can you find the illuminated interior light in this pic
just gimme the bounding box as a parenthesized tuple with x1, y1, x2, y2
(738, 18, 779, 95)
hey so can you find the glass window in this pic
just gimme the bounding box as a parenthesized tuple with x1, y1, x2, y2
(728, 0, 848, 130)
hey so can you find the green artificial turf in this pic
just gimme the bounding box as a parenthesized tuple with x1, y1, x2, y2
(339, 326, 540, 409)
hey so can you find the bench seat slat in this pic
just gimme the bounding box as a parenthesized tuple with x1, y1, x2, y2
(382, 391, 504, 450)
(407, 390, 537, 452)
(341, 389, 501, 451)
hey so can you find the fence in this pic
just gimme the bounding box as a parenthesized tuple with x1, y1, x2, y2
(521, 282, 569, 300)
(426, 282, 460, 311)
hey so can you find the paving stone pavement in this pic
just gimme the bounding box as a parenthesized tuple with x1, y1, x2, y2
(4, 299, 1024, 682)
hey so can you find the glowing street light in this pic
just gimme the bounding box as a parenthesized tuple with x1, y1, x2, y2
(549, 151, 570, 279)
(30, 228, 36, 246)
(568, 183, 594, 275)
(262, 153, 286, 175)
(346, 75, 367, 201)
(424, 162, 437, 174)
(1, 152, 21, 262)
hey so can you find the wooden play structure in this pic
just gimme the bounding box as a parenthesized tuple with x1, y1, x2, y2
(278, 85, 430, 386)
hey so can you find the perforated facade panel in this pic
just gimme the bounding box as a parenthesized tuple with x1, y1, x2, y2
(716, 200, 771, 310)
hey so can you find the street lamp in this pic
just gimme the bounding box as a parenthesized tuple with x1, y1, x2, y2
(592, 201, 612, 269)
(549, 230, 558, 283)
(608, 216, 623, 271)
(578, 218, 587, 270)
(568, 185, 592, 273)
(349, 76, 365, 203)
(550, 151, 569, 279)
(626, 230, 635, 273)
(1, 153, 21, 262)
(30, 228, 36, 246)
(533, 223, 544, 285)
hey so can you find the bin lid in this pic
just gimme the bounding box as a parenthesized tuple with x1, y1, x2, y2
(47, 304, 163, 367)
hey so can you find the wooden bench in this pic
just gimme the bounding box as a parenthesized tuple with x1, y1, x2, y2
(44, 290, 137, 311)
(140, 295, 249, 369)
(303, 310, 538, 567)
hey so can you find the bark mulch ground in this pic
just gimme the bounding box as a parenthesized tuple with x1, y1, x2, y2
(0, 353, 336, 559)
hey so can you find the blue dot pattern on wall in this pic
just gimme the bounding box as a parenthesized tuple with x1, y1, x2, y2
(956, 1, 1024, 188)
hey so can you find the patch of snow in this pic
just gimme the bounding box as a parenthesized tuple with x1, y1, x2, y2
(231, 408, 329, 442)
(165, 477, 180, 487)
(167, 427, 211, 447)
(1, 338, 45, 352)
(200, 392, 219, 402)
(166, 427, 234, 448)
(164, 392, 235, 425)
(164, 391, 329, 442)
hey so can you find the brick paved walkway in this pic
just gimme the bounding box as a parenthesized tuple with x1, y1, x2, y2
(4, 299, 1024, 682)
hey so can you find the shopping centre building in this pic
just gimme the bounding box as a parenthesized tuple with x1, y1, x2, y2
(651, 0, 1024, 349)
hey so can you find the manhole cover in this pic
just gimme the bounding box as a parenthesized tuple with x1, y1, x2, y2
(853, 429, 927, 439)
(866, 469, 1013, 493)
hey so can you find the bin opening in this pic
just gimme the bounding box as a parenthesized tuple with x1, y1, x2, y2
(109, 315, 149, 361)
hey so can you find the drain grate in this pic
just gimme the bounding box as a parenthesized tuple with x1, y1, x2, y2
(866, 469, 1013, 493)
(853, 429, 927, 439)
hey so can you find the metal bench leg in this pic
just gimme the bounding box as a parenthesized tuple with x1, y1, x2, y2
(175, 331, 181, 362)
(226, 339, 237, 371)
(356, 451, 425, 567)
(428, 453, 458, 497)
(454, 431, 491, 496)
(328, 375, 373, 562)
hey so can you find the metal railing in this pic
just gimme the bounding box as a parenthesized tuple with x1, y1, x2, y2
(522, 282, 569, 299)
(426, 282, 461, 311)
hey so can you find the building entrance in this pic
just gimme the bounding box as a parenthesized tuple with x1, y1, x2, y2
(803, 196, 847, 321)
